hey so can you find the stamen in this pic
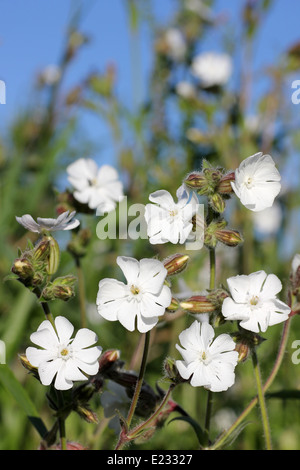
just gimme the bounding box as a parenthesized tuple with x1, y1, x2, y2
(130, 285, 140, 295)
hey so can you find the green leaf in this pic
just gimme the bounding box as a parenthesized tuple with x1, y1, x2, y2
(0, 365, 48, 438)
(211, 421, 251, 450)
(168, 415, 206, 447)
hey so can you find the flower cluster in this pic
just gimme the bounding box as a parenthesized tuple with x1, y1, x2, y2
(14, 144, 293, 452)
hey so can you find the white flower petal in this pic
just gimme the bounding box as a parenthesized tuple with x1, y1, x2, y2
(117, 256, 140, 284)
(55, 316, 74, 344)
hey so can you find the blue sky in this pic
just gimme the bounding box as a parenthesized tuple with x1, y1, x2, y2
(1, 0, 300, 157)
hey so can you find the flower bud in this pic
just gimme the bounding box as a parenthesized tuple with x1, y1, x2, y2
(34, 236, 60, 275)
(184, 172, 208, 190)
(216, 171, 235, 194)
(231, 330, 266, 362)
(209, 193, 226, 213)
(75, 405, 99, 424)
(235, 341, 251, 363)
(180, 295, 217, 314)
(97, 349, 120, 375)
(163, 254, 189, 276)
(166, 297, 180, 313)
(12, 258, 34, 280)
(163, 357, 185, 384)
(19, 354, 40, 379)
(42, 275, 76, 302)
(215, 229, 244, 247)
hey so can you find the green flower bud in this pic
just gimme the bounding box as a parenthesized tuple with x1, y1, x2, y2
(209, 192, 226, 213)
(34, 236, 60, 275)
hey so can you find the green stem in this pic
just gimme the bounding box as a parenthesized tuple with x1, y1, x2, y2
(204, 245, 216, 445)
(126, 331, 150, 428)
(75, 258, 87, 328)
(115, 331, 151, 450)
(128, 384, 175, 440)
(210, 318, 291, 450)
(252, 349, 272, 450)
(55, 389, 68, 450)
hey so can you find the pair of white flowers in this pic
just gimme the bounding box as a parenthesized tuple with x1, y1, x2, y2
(175, 268, 291, 392)
(144, 152, 282, 246)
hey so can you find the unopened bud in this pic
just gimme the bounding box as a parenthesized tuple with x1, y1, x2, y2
(180, 295, 217, 314)
(12, 258, 34, 280)
(215, 229, 244, 247)
(166, 297, 180, 312)
(163, 254, 189, 276)
(209, 193, 226, 213)
(216, 171, 235, 194)
(19, 354, 39, 379)
(34, 236, 60, 275)
(75, 405, 98, 424)
(184, 172, 207, 190)
(98, 349, 120, 374)
(163, 357, 184, 384)
(231, 330, 266, 362)
(42, 275, 76, 301)
(235, 341, 251, 363)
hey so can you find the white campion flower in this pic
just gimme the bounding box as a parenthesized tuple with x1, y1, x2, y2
(66, 158, 124, 215)
(96, 256, 172, 333)
(16, 210, 80, 233)
(26, 316, 102, 390)
(164, 28, 187, 61)
(191, 52, 232, 88)
(231, 152, 281, 212)
(176, 320, 238, 392)
(144, 185, 199, 245)
(222, 271, 290, 333)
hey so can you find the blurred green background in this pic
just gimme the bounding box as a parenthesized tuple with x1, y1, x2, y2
(0, 0, 300, 450)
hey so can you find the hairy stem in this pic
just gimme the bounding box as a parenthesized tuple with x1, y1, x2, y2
(115, 331, 151, 450)
(210, 317, 291, 450)
(252, 349, 272, 450)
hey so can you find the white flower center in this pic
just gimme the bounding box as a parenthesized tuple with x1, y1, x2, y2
(58, 345, 72, 360)
(169, 208, 179, 217)
(130, 284, 140, 295)
(199, 350, 211, 365)
(88, 178, 99, 187)
(244, 175, 254, 189)
(247, 294, 261, 310)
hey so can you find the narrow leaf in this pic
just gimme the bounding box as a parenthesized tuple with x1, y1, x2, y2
(0, 365, 48, 438)
(168, 415, 206, 446)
